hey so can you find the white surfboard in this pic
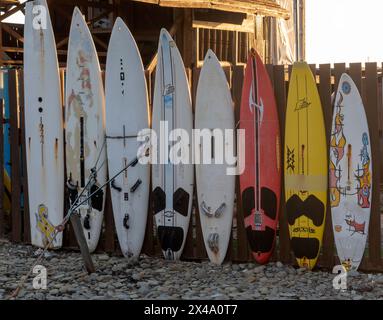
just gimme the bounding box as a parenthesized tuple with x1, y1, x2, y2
(65, 7, 106, 253)
(195, 50, 235, 265)
(330, 73, 372, 271)
(152, 29, 194, 260)
(105, 18, 150, 260)
(24, 0, 64, 249)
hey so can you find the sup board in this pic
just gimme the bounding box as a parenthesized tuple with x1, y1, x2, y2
(284, 61, 327, 270)
(152, 29, 194, 260)
(65, 7, 106, 253)
(239, 49, 281, 264)
(330, 73, 372, 271)
(105, 18, 150, 260)
(195, 49, 235, 265)
(24, 0, 64, 248)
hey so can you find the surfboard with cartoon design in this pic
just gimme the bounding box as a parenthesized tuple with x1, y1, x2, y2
(24, 0, 64, 249)
(65, 7, 106, 253)
(330, 73, 372, 271)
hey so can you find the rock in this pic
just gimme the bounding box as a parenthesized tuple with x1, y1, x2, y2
(259, 287, 268, 295)
(276, 262, 283, 268)
(253, 266, 265, 274)
(97, 254, 109, 261)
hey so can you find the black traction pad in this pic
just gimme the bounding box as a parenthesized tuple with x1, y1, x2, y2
(152, 187, 166, 214)
(173, 188, 190, 217)
(246, 226, 275, 253)
(90, 184, 104, 211)
(261, 187, 277, 220)
(242, 187, 254, 218)
(157, 226, 184, 252)
(286, 194, 324, 227)
(242, 187, 278, 220)
(291, 237, 320, 260)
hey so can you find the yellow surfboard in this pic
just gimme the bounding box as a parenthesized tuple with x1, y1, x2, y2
(284, 62, 327, 270)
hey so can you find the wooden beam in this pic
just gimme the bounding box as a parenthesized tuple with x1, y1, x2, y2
(92, 35, 108, 51)
(130, 0, 290, 19)
(56, 37, 69, 49)
(87, 8, 113, 27)
(146, 16, 183, 73)
(51, 0, 114, 10)
(2, 23, 23, 43)
(192, 17, 255, 33)
(70, 212, 95, 273)
(0, 2, 23, 22)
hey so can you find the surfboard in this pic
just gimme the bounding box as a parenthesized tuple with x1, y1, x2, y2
(195, 49, 235, 265)
(284, 61, 327, 270)
(239, 49, 281, 264)
(0, 70, 11, 213)
(24, 0, 64, 248)
(330, 73, 372, 271)
(1, 69, 11, 178)
(105, 18, 150, 260)
(65, 7, 106, 253)
(152, 29, 194, 261)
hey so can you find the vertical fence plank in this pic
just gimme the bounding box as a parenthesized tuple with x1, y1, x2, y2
(274, 65, 290, 264)
(266, 64, 279, 262)
(9, 70, 21, 243)
(18, 70, 30, 243)
(191, 67, 207, 260)
(103, 186, 115, 253)
(182, 68, 195, 260)
(364, 63, 381, 267)
(318, 64, 334, 268)
(349, 63, 362, 92)
(333, 63, 346, 93)
(0, 99, 4, 237)
(232, 64, 248, 262)
(223, 65, 234, 262)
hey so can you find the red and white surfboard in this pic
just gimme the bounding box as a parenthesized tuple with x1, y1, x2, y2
(239, 49, 281, 264)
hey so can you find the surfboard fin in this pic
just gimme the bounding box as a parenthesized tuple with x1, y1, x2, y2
(214, 202, 226, 217)
(208, 233, 219, 253)
(165, 248, 174, 260)
(200, 201, 213, 217)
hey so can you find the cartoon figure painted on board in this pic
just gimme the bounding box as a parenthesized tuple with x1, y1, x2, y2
(330, 93, 346, 208)
(35, 204, 56, 247)
(355, 132, 371, 208)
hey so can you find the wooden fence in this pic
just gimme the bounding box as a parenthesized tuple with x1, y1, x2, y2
(0, 62, 382, 272)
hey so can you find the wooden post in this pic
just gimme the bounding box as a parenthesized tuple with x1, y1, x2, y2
(9, 70, 21, 243)
(318, 64, 334, 268)
(17, 70, 30, 243)
(232, 64, 248, 262)
(364, 63, 381, 267)
(103, 185, 115, 253)
(182, 68, 195, 260)
(70, 211, 95, 273)
(274, 65, 290, 264)
(266, 63, 279, 262)
(0, 99, 4, 237)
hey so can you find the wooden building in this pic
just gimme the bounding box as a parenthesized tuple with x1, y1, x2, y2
(0, 0, 304, 68)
